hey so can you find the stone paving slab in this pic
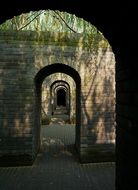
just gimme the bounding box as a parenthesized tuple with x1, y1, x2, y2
(0, 125, 115, 190)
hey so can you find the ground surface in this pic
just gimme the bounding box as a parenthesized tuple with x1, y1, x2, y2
(0, 124, 115, 190)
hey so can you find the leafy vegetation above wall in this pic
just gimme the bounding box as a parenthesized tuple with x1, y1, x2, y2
(0, 10, 110, 50)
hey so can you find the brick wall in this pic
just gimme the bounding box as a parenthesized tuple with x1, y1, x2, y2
(0, 30, 115, 164)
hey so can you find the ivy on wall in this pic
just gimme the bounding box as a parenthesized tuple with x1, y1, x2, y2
(0, 10, 110, 50)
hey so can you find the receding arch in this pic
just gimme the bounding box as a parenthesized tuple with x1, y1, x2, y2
(0, 10, 116, 169)
(52, 85, 69, 112)
(56, 88, 66, 106)
(54, 85, 68, 92)
(35, 63, 81, 85)
(50, 80, 71, 116)
(0, 3, 135, 189)
(34, 63, 81, 151)
(50, 80, 70, 90)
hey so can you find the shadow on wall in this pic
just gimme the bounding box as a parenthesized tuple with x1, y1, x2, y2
(0, 67, 35, 165)
(81, 47, 115, 162)
(0, 29, 115, 165)
(0, 30, 84, 166)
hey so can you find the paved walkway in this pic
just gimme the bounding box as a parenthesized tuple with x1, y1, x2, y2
(0, 125, 115, 190)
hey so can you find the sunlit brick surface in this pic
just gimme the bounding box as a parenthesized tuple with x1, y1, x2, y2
(0, 124, 115, 190)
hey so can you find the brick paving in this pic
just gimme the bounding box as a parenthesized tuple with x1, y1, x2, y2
(0, 124, 115, 190)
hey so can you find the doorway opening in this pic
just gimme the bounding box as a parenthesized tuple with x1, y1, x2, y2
(57, 88, 66, 107)
(0, 9, 115, 167)
(35, 63, 81, 158)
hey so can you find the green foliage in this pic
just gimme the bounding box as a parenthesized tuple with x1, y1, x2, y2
(0, 10, 110, 50)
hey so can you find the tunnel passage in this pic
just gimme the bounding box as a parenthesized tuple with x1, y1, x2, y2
(56, 88, 66, 106)
(51, 86, 70, 122)
(0, 10, 115, 167)
(35, 63, 81, 155)
(53, 85, 68, 109)
(43, 82, 70, 123)
(50, 80, 71, 116)
(0, 3, 136, 189)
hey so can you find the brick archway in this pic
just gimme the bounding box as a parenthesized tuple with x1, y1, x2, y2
(50, 80, 71, 117)
(52, 84, 69, 112)
(34, 63, 81, 156)
(55, 87, 67, 106)
(0, 16, 116, 165)
(0, 2, 137, 189)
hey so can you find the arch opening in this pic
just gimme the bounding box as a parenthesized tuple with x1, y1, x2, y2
(0, 9, 116, 167)
(34, 63, 81, 156)
(56, 88, 66, 107)
(51, 81, 71, 110)
(50, 80, 71, 121)
(2, 3, 136, 190)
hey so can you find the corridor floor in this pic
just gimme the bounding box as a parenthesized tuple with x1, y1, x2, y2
(0, 124, 115, 190)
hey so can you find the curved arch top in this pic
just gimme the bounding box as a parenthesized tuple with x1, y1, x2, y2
(35, 63, 81, 87)
(50, 80, 70, 91)
(0, 1, 126, 48)
(54, 85, 68, 92)
(0, 2, 136, 189)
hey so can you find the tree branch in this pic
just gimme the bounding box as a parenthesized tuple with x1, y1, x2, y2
(18, 10, 45, 30)
(54, 10, 78, 33)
